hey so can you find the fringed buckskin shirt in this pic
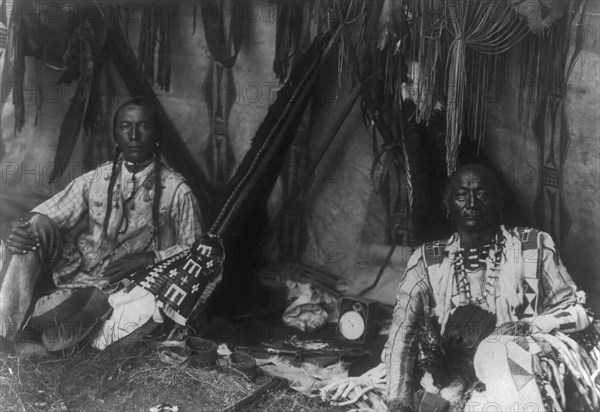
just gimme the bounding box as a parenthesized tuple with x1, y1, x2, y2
(32, 160, 202, 289)
(382, 226, 591, 406)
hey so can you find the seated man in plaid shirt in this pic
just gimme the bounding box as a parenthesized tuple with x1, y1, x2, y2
(0, 98, 202, 355)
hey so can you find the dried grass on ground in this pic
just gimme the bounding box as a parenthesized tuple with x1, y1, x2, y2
(0, 342, 350, 412)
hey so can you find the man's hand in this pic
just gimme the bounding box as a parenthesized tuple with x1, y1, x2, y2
(3, 219, 40, 255)
(102, 251, 155, 284)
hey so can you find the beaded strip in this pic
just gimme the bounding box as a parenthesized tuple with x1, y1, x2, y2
(453, 233, 504, 305)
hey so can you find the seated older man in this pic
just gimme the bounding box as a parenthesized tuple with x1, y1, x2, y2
(383, 163, 595, 411)
(0, 98, 202, 354)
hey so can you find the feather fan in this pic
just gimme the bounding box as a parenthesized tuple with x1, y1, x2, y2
(419, 303, 497, 388)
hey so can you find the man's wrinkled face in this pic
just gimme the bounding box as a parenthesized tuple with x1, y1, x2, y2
(448, 168, 500, 234)
(114, 105, 157, 163)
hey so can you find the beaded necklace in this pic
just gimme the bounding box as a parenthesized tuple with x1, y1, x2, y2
(123, 154, 156, 174)
(117, 157, 156, 235)
(453, 232, 504, 306)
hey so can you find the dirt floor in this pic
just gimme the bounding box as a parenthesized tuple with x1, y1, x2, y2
(0, 340, 354, 412)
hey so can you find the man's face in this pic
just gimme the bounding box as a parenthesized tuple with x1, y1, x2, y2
(448, 168, 500, 234)
(114, 105, 157, 163)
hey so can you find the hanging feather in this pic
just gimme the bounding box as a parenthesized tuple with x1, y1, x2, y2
(377, 0, 408, 52)
(137, 5, 156, 84)
(156, 4, 174, 91)
(105, 56, 117, 110)
(83, 57, 104, 134)
(273, 0, 313, 82)
(48, 23, 95, 183)
(128, 2, 174, 90)
(192, 1, 199, 35)
(82, 55, 105, 170)
(0, 5, 25, 133)
(59, 30, 84, 84)
(201, 0, 246, 69)
(33, 60, 43, 127)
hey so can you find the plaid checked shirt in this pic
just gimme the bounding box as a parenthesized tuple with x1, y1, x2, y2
(33, 160, 202, 288)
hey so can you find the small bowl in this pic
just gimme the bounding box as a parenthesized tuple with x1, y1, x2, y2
(186, 336, 217, 368)
(229, 351, 257, 379)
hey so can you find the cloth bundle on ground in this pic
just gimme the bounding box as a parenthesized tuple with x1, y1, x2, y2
(282, 280, 339, 332)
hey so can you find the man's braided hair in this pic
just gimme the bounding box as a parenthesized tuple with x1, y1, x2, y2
(102, 98, 163, 249)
